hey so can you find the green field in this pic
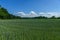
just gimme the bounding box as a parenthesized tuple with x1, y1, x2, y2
(0, 19, 60, 40)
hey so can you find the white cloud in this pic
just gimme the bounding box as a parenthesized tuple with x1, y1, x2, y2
(16, 11, 39, 17)
(39, 12, 60, 17)
(15, 11, 60, 18)
(27, 11, 39, 17)
(15, 12, 26, 17)
(39, 12, 53, 17)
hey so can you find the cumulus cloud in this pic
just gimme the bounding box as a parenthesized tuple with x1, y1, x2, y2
(16, 12, 26, 17)
(39, 12, 60, 17)
(16, 11, 60, 18)
(39, 12, 51, 17)
(27, 11, 39, 17)
(16, 11, 39, 17)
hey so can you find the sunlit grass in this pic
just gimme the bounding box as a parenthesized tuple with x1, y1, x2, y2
(0, 19, 60, 40)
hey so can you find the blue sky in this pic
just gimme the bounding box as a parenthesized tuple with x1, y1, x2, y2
(0, 0, 60, 17)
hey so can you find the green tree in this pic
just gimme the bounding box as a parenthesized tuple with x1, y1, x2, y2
(0, 6, 21, 19)
(50, 16, 56, 19)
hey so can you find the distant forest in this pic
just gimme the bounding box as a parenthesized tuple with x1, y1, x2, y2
(0, 6, 60, 19)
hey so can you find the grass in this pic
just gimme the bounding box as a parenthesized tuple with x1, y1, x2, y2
(0, 19, 60, 40)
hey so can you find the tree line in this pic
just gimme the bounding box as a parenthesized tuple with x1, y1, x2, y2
(34, 16, 60, 19)
(0, 6, 60, 19)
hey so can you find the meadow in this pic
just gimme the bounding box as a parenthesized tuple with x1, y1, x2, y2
(0, 19, 60, 40)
